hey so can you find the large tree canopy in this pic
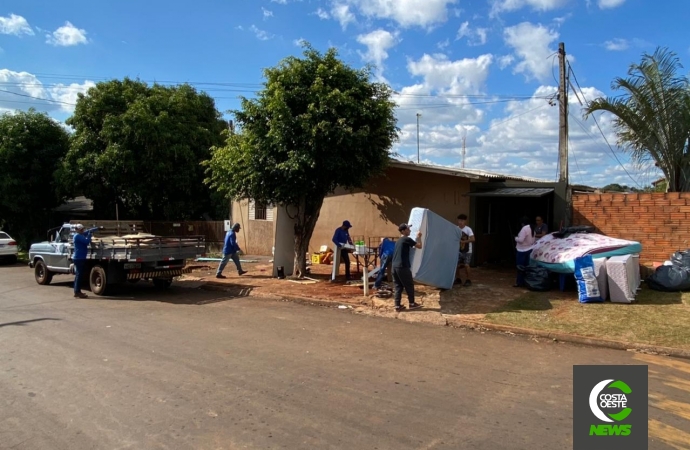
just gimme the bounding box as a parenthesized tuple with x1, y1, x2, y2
(585, 47, 690, 192)
(205, 45, 398, 276)
(63, 78, 227, 220)
(0, 109, 70, 247)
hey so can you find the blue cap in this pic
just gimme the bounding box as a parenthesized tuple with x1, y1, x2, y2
(342, 220, 352, 228)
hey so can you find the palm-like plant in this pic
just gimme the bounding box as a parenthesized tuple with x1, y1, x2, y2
(585, 47, 690, 192)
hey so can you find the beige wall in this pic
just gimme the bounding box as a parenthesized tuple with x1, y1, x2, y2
(232, 167, 471, 256)
(231, 199, 275, 256)
(310, 167, 471, 252)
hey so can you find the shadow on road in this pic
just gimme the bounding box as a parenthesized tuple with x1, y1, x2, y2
(0, 318, 61, 328)
(48, 280, 255, 306)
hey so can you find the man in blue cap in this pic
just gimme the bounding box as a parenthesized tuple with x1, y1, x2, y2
(332, 220, 354, 280)
(72, 223, 98, 298)
(216, 223, 248, 278)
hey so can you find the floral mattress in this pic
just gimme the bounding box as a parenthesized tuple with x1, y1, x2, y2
(530, 233, 642, 273)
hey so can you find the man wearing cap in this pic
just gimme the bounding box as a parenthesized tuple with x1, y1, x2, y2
(216, 223, 247, 278)
(391, 223, 423, 311)
(332, 220, 354, 280)
(72, 224, 98, 298)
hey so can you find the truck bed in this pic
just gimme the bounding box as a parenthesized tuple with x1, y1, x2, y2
(85, 235, 204, 261)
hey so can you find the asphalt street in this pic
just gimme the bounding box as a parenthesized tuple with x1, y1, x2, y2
(1, 263, 689, 449)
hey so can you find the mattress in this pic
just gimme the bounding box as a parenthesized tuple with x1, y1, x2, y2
(631, 254, 641, 290)
(406, 208, 462, 290)
(593, 257, 609, 300)
(606, 255, 636, 303)
(531, 233, 642, 273)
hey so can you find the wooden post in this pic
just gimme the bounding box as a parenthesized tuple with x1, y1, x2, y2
(363, 265, 369, 296)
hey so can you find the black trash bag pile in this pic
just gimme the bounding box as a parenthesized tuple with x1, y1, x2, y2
(647, 250, 690, 292)
(517, 265, 552, 292)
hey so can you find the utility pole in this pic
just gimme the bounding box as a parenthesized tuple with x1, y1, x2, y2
(557, 42, 568, 184)
(461, 133, 467, 168)
(416, 113, 421, 163)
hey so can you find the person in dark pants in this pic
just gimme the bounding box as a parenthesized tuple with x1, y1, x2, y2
(374, 237, 395, 291)
(391, 223, 423, 312)
(514, 216, 535, 287)
(332, 220, 354, 280)
(217, 223, 247, 278)
(72, 224, 98, 298)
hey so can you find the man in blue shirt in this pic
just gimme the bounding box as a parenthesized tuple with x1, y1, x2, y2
(72, 224, 98, 298)
(332, 220, 353, 280)
(216, 223, 247, 279)
(374, 237, 395, 290)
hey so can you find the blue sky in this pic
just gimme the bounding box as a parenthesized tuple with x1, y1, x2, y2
(1, 0, 686, 187)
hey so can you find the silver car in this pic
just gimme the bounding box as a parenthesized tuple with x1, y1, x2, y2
(0, 231, 18, 264)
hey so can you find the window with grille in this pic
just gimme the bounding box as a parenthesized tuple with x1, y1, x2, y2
(249, 200, 273, 221)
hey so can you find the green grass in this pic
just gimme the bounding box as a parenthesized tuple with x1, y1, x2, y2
(483, 287, 690, 350)
(17, 251, 28, 264)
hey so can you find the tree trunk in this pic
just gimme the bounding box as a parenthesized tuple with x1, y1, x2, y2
(292, 196, 325, 278)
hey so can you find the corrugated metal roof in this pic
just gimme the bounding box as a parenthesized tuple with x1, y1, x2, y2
(389, 160, 553, 183)
(467, 187, 555, 197)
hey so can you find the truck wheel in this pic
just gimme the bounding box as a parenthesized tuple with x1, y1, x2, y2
(34, 260, 53, 285)
(152, 278, 172, 289)
(89, 265, 109, 296)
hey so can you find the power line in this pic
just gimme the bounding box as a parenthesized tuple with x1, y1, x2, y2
(566, 59, 642, 188)
(0, 89, 75, 106)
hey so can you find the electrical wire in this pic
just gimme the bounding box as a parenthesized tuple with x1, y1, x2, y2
(566, 59, 642, 188)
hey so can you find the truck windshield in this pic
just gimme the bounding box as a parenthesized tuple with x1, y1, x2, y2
(59, 228, 72, 243)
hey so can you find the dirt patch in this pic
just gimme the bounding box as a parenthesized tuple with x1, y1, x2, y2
(183, 259, 530, 316)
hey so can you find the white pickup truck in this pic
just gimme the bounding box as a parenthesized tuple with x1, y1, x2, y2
(28, 223, 204, 295)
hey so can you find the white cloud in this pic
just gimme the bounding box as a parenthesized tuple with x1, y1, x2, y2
(504, 22, 568, 82)
(356, 29, 400, 81)
(598, 0, 626, 9)
(331, 3, 356, 29)
(437, 39, 450, 51)
(332, 0, 458, 29)
(497, 55, 515, 69)
(262, 7, 274, 19)
(249, 25, 274, 41)
(271, 0, 288, 4)
(0, 69, 94, 113)
(604, 38, 628, 51)
(315, 8, 330, 19)
(393, 53, 493, 128)
(456, 21, 488, 46)
(393, 81, 658, 186)
(46, 22, 88, 46)
(490, 0, 568, 16)
(293, 37, 306, 46)
(0, 13, 34, 36)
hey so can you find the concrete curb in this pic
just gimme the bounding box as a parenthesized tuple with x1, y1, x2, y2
(194, 279, 690, 360)
(444, 316, 690, 360)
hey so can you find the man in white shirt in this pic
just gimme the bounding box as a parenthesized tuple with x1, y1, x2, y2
(455, 214, 475, 287)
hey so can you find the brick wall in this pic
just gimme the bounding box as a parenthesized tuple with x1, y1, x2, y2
(572, 192, 690, 265)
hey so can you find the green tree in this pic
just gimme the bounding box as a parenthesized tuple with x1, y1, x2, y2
(62, 78, 227, 220)
(205, 45, 398, 277)
(0, 109, 70, 247)
(584, 48, 690, 192)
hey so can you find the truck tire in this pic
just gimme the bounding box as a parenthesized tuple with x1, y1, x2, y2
(34, 260, 53, 285)
(89, 265, 109, 296)
(152, 278, 172, 289)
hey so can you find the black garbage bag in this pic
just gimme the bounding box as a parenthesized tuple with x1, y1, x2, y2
(647, 265, 690, 292)
(670, 250, 690, 268)
(517, 265, 552, 292)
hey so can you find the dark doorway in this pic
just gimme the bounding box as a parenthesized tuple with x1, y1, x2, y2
(471, 189, 554, 266)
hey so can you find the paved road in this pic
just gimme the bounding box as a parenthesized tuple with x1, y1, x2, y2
(1, 264, 689, 450)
